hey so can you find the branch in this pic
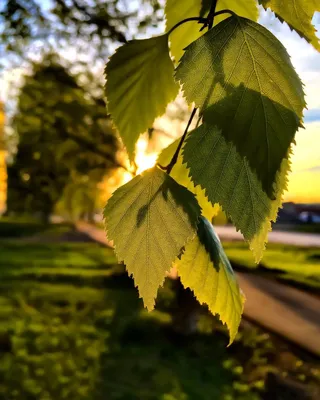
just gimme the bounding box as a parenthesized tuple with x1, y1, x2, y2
(55, 0, 128, 43)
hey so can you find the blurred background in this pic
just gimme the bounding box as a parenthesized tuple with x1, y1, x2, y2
(0, 1, 319, 399)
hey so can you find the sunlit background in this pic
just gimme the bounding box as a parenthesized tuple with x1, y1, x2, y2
(0, 2, 319, 400)
(1, 6, 319, 209)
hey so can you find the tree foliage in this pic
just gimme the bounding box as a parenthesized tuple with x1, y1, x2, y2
(104, 0, 315, 341)
(8, 56, 120, 220)
(0, 0, 163, 67)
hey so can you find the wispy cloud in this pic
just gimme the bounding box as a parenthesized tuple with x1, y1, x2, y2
(298, 165, 320, 173)
(295, 163, 320, 174)
(304, 109, 320, 123)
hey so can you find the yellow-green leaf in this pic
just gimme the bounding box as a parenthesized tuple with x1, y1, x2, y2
(165, 0, 258, 63)
(259, 0, 320, 51)
(158, 138, 220, 221)
(176, 15, 305, 198)
(182, 124, 291, 261)
(177, 217, 245, 343)
(104, 167, 201, 310)
(105, 35, 179, 160)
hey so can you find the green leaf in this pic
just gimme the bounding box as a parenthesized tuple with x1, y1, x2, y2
(105, 35, 179, 160)
(165, 0, 258, 63)
(158, 138, 220, 220)
(176, 15, 305, 198)
(177, 217, 245, 343)
(183, 124, 291, 261)
(259, 0, 320, 51)
(104, 167, 201, 310)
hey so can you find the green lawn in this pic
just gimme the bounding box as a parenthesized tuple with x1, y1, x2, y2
(0, 241, 236, 400)
(0, 234, 319, 399)
(224, 242, 320, 291)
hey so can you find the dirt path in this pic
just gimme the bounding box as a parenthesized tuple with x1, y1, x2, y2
(76, 222, 320, 356)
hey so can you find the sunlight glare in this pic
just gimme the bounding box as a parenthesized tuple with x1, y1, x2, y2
(134, 138, 158, 175)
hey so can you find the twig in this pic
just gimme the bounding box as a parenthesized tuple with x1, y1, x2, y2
(167, 17, 207, 36)
(208, 0, 219, 29)
(158, 108, 197, 174)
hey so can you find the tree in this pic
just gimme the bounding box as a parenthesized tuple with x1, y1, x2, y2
(7, 55, 121, 221)
(104, 0, 318, 342)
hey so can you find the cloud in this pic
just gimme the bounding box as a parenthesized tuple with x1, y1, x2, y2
(298, 52, 320, 72)
(298, 165, 320, 173)
(305, 166, 320, 173)
(304, 109, 320, 123)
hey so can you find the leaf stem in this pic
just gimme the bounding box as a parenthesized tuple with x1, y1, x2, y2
(200, 8, 235, 32)
(214, 9, 236, 19)
(158, 107, 197, 174)
(167, 9, 235, 36)
(167, 17, 208, 36)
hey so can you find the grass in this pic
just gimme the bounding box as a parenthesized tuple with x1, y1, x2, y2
(223, 242, 320, 291)
(0, 226, 319, 399)
(0, 240, 236, 400)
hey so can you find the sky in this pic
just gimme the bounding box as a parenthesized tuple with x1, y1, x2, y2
(0, 3, 319, 203)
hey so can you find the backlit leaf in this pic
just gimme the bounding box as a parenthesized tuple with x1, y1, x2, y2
(259, 0, 320, 51)
(105, 35, 179, 160)
(104, 167, 201, 310)
(183, 124, 291, 261)
(158, 138, 220, 220)
(176, 15, 305, 197)
(177, 217, 245, 343)
(165, 0, 258, 63)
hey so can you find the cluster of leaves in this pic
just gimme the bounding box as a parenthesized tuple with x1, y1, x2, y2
(7, 56, 120, 220)
(0, 0, 164, 68)
(104, 0, 318, 341)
